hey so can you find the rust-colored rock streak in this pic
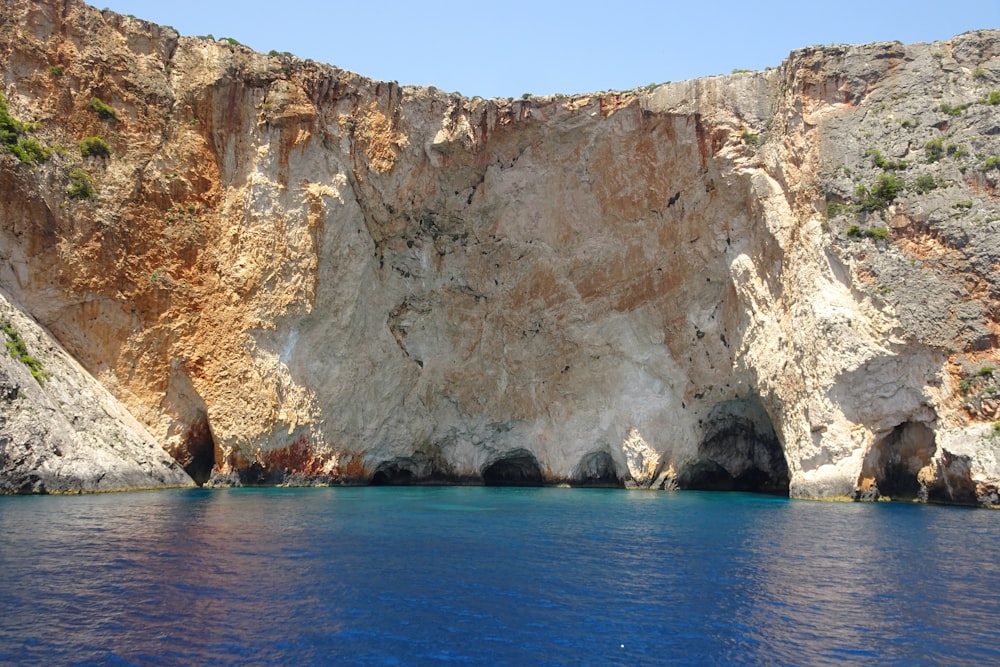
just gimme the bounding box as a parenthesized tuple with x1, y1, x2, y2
(1, 1, 999, 503)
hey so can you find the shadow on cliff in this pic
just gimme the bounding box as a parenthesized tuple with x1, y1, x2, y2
(368, 448, 625, 487)
(677, 397, 790, 496)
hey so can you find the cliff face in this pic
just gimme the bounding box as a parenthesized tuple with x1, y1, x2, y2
(1, 0, 999, 502)
(0, 287, 193, 493)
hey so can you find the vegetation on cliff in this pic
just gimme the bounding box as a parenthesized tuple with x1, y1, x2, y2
(0, 92, 49, 164)
(0, 320, 47, 385)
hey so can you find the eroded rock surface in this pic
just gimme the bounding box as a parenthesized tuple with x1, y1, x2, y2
(1, 0, 1000, 503)
(0, 290, 193, 493)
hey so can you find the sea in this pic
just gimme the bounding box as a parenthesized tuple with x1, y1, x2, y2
(0, 486, 997, 666)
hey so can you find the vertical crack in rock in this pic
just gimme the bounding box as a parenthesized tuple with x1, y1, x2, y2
(678, 398, 789, 495)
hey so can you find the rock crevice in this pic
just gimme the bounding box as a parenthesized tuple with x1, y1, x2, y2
(1, 1, 999, 504)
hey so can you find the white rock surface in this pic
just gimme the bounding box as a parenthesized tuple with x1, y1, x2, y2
(1, 1, 999, 504)
(0, 290, 194, 493)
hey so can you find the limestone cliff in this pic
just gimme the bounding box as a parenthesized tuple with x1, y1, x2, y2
(1, 0, 999, 504)
(0, 287, 193, 493)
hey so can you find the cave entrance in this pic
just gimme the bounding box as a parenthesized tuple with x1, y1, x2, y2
(481, 449, 544, 486)
(858, 422, 936, 501)
(371, 461, 416, 486)
(678, 398, 789, 495)
(572, 450, 622, 487)
(181, 411, 216, 486)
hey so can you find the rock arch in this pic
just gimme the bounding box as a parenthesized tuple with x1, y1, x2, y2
(481, 449, 544, 486)
(572, 450, 622, 487)
(856, 421, 936, 501)
(678, 397, 789, 495)
(368, 451, 454, 485)
(370, 459, 416, 485)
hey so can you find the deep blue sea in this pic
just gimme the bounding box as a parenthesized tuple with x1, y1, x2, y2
(0, 487, 998, 666)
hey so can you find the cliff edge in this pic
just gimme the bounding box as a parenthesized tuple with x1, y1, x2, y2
(1, 0, 999, 503)
(0, 287, 193, 492)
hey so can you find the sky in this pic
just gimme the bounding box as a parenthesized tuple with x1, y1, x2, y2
(95, 1, 1000, 99)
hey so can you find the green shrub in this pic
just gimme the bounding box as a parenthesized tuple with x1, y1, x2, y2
(826, 201, 854, 218)
(0, 101, 21, 149)
(79, 136, 110, 158)
(973, 67, 988, 80)
(67, 168, 94, 199)
(937, 102, 970, 116)
(89, 96, 116, 120)
(48, 65, 63, 77)
(222, 37, 242, 46)
(1, 320, 48, 384)
(984, 91, 1000, 105)
(0, 92, 50, 164)
(846, 224, 890, 241)
(10, 137, 51, 163)
(925, 138, 944, 162)
(873, 173, 904, 200)
(867, 149, 907, 170)
(954, 200, 973, 209)
(740, 130, 760, 146)
(520, 93, 531, 100)
(914, 174, 938, 193)
(857, 173, 905, 212)
(984, 156, 1000, 171)
(980, 366, 995, 377)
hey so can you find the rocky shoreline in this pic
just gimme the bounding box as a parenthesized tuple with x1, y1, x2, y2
(2, 1, 1000, 505)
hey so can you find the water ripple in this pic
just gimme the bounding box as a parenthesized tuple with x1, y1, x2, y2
(1, 488, 998, 665)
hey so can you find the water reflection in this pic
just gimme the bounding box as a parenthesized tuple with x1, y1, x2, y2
(1, 488, 998, 665)
(715, 501, 1000, 665)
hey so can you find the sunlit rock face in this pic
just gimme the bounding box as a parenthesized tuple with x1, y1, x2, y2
(1, 0, 999, 503)
(0, 290, 194, 493)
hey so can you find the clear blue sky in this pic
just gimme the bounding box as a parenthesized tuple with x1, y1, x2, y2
(96, 0, 1000, 99)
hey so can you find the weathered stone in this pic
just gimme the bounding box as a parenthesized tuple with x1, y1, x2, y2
(0, 290, 193, 493)
(1, 1, 999, 504)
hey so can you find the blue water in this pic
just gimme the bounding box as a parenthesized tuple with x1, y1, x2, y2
(0, 488, 998, 666)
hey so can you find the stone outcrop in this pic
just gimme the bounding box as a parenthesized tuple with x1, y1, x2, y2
(1, 0, 999, 503)
(0, 288, 193, 492)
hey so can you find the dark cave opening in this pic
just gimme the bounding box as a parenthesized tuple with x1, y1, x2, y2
(678, 398, 789, 496)
(572, 450, 622, 487)
(858, 421, 936, 501)
(481, 449, 544, 486)
(239, 461, 284, 486)
(181, 412, 216, 486)
(370, 461, 416, 486)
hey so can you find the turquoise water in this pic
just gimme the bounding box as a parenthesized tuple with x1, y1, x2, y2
(0, 487, 998, 665)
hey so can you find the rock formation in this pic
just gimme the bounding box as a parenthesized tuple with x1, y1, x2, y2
(1, 0, 999, 503)
(0, 288, 193, 492)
